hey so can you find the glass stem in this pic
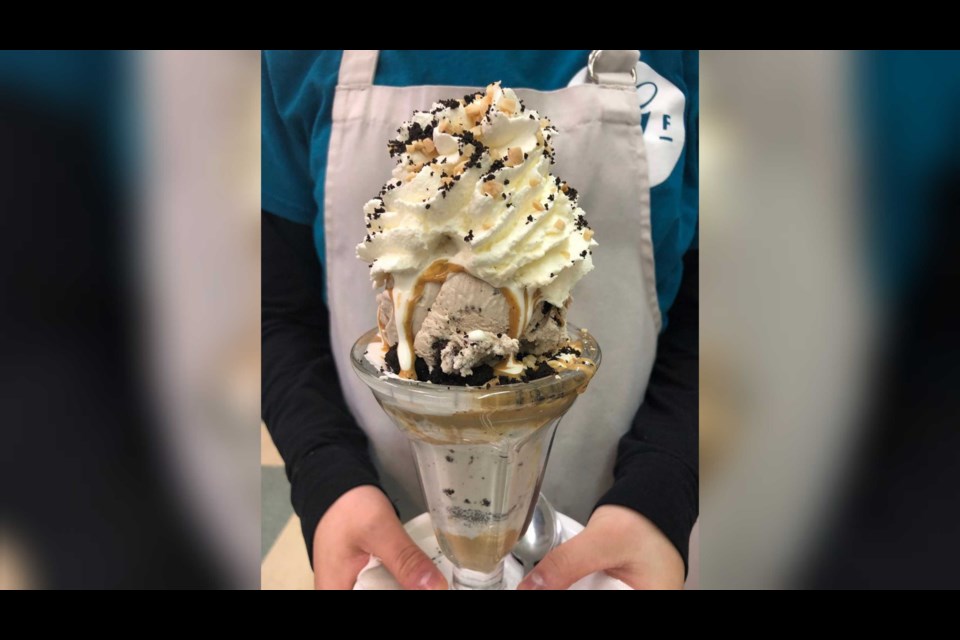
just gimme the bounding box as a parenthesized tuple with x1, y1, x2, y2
(451, 562, 505, 590)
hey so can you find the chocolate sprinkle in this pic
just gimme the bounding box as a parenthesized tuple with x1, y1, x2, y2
(384, 344, 400, 374)
(387, 140, 406, 157)
(524, 361, 555, 382)
(414, 356, 430, 381)
(430, 363, 495, 386)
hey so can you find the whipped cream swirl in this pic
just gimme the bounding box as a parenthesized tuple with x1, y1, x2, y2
(357, 83, 597, 377)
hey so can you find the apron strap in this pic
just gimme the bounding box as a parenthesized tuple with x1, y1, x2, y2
(338, 50, 380, 87)
(340, 50, 635, 87)
(587, 50, 640, 86)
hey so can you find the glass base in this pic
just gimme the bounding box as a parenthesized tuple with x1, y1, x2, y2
(452, 563, 505, 590)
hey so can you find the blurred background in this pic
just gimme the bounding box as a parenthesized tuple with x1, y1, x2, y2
(701, 50, 960, 588)
(6, 49, 960, 590)
(0, 51, 260, 589)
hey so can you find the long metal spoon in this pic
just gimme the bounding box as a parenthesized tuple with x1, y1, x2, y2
(512, 494, 562, 574)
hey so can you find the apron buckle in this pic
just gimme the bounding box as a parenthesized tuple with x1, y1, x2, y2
(587, 50, 639, 86)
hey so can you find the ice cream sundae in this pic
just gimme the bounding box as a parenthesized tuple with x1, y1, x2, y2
(350, 83, 600, 589)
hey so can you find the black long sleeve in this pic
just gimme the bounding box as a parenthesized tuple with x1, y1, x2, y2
(595, 249, 699, 572)
(261, 211, 383, 563)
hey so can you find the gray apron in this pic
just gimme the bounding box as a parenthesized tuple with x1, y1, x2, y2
(323, 50, 660, 524)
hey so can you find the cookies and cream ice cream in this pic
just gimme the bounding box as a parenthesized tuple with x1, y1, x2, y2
(357, 82, 597, 383)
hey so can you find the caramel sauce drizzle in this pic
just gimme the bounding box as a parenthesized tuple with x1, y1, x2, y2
(545, 338, 597, 392)
(500, 287, 521, 339)
(397, 260, 465, 379)
(498, 286, 538, 339)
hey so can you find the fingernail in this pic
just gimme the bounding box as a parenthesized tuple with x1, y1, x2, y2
(517, 572, 547, 590)
(416, 572, 446, 590)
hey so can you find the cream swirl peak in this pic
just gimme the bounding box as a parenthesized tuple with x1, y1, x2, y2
(357, 82, 597, 380)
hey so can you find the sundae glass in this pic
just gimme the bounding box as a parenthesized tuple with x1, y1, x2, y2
(351, 327, 598, 589)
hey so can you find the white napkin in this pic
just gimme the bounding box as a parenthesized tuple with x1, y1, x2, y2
(354, 512, 631, 590)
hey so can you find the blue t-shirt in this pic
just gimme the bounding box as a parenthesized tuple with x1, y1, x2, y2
(0, 51, 132, 192)
(262, 50, 698, 327)
(861, 50, 960, 308)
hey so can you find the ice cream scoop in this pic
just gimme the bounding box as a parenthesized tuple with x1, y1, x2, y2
(357, 82, 597, 381)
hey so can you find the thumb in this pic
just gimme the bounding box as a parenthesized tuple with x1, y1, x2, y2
(517, 529, 606, 590)
(371, 519, 448, 590)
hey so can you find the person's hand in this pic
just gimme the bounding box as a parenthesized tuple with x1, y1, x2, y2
(517, 505, 685, 590)
(312, 485, 448, 590)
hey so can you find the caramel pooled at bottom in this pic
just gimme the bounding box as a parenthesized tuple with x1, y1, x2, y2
(436, 528, 523, 573)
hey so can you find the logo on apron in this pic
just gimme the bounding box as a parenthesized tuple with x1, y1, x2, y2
(568, 61, 685, 187)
